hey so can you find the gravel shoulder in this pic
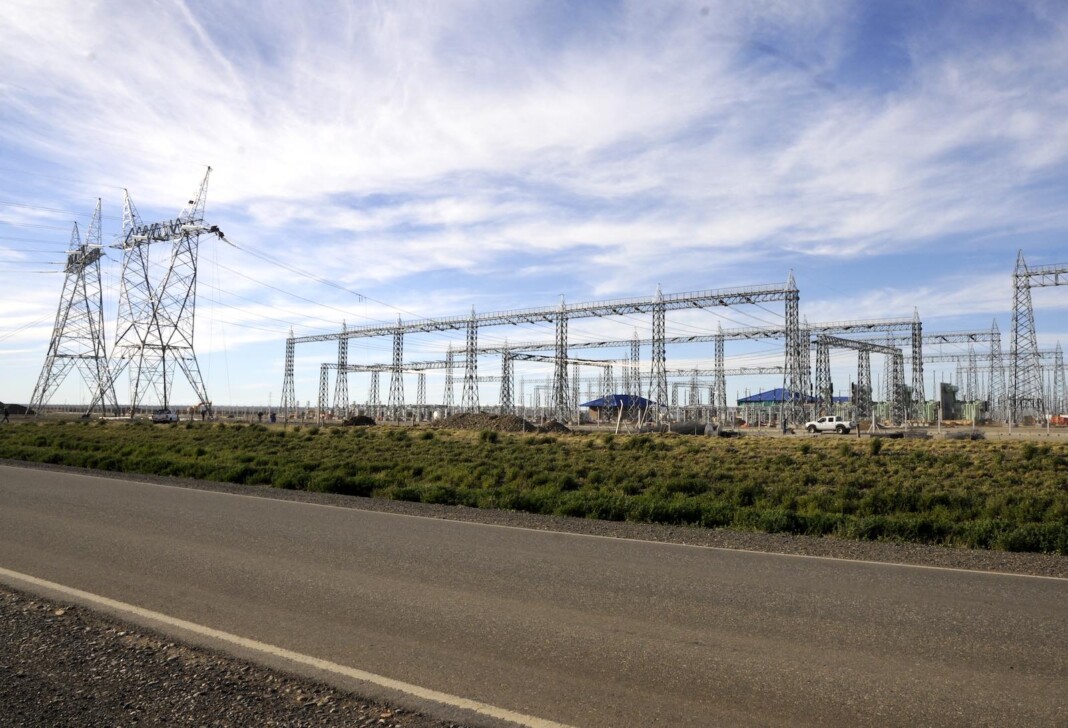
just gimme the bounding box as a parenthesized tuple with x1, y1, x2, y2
(0, 585, 466, 728)
(4, 458, 1066, 579)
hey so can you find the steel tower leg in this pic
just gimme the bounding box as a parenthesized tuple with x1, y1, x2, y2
(1052, 343, 1065, 417)
(281, 330, 296, 422)
(500, 351, 514, 414)
(444, 346, 454, 415)
(317, 364, 330, 424)
(368, 370, 381, 419)
(988, 320, 1006, 422)
(1011, 250, 1045, 423)
(715, 325, 726, 425)
(856, 350, 872, 418)
(815, 337, 832, 413)
(630, 330, 641, 399)
(910, 309, 925, 421)
(652, 286, 667, 420)
(417, 372, 427, 421)
(333, 321, 349, 417)
(784, 272, 805, 424)
(461, 308, 479, 412)
(387, 317, 404, 421)
(552, 298, 570, 422)
(571, 362, 580, 424)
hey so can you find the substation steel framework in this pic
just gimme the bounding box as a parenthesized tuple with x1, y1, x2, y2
(1011, 251, 1068, 424)
(314, 317, 952, 426)
(282, 278, 806, 424)
(816, 335, 906, 424)
(29, 200, 121, 416)
(98, 169, 221, 415)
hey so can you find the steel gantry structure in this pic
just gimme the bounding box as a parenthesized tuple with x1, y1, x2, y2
(816, 335, 906, 423)
(309, 315, 948, 426)
(282, 277, 807, 423)
(1011, 251, 1068, 424)
(29, 200, 121, 417)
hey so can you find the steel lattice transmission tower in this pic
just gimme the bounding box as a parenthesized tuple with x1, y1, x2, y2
(988, 319, 1006, 422)
(1010, 250, 1068, 423)
(651, 285, 667, 419)
(29, 200, 120, 416)
(910, 309, 925, 420)
(461, 307, 479, 412)
(1052, 343, 1066, 417)
(783, 272, 806, 424)
(387, 316, 404, 420)
(552, 296, 570, 422)
(333, 321, 349, 416)
(108, 169, 220, 414)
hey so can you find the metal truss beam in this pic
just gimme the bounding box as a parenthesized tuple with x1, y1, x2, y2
(289, 282, 797, 344)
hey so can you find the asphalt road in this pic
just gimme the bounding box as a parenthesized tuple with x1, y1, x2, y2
(0, 465, 1065, 727)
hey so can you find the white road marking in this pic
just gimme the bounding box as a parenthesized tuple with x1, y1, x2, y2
(0, 565, 576, 728)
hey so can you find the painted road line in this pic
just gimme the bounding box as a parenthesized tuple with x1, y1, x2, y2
(0, 565, 576, 728)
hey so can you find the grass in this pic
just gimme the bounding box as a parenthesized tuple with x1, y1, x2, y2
(2, 421, 1067, 554)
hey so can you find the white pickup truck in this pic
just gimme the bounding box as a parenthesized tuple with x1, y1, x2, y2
(804, 415, 856, 434)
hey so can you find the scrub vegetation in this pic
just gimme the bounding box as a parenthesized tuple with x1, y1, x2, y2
(2, 421, 1066, 554)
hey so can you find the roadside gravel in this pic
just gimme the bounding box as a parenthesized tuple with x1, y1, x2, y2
(0, 586, 467, 728)
(4, 459, 1066, 578)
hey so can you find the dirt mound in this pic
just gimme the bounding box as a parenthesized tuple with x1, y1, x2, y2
(537, 420, 571, 434)
(342, 415, 376, 426)
(433, 413, 539, 432)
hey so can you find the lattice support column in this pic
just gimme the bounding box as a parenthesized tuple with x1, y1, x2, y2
(1052, 343, 1066, 417)
(815, 337, 832, 413)
(571, 362, 580, 424)
(317, 364, 330, 424)
(714, 325, 727, 425)
(387, 317, 404, 421)
(552, 298, 570, 421)
(461, 308, 479, 412)
(783, 272, 805, 424)
(368, 370, 381, 419)
(966, 345, 980, 403)
(856, 350, 872, 418)
(333, 321, 349, 417)
(989, 320, 1007, 422)
(910, 309, 925, 421)
(652, 285, 667, 420)
(688, 368, 699, 418)
(281, 330, 296, 421)
(444, 346, 454, 414)
(1011, 250, 1045, 423)
(890, 351, 906, 425)
(500, 351, 514, 414)
(603, 364, 615, 402)
(417, 372, 427, 421)
(630, 330, 641, 399)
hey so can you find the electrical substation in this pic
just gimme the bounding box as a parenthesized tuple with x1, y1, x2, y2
(23, 174, 1068, 429)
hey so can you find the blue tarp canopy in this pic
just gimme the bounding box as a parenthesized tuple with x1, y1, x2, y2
(737, 388, 814, 404)
(737, 388, 850, 404)
(580, 394, 657, 408)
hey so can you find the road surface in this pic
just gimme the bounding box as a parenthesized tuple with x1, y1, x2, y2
(0, 465, 1064, 727)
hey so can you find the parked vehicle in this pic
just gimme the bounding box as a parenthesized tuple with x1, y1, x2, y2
(804, 415, 855, 434)
(151, 409, 179, 423)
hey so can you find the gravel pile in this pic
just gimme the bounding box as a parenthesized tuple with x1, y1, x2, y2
(0, 587, 466, 728)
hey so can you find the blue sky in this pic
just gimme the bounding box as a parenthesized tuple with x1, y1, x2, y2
(1, 0, 1066, 409)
